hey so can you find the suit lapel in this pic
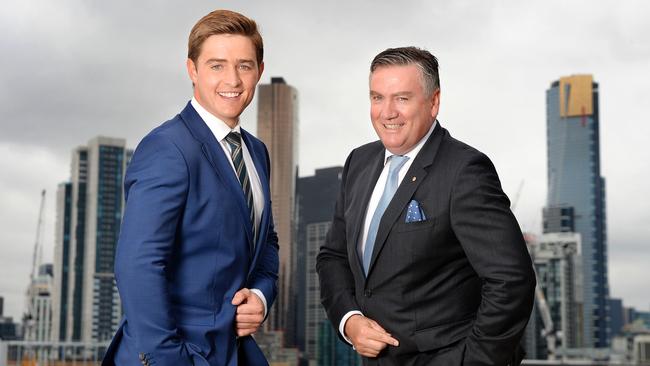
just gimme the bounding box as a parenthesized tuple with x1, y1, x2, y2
(179, 103, 255, 249)
(351, 146, 385, 273)
(366, 123, 444, 277)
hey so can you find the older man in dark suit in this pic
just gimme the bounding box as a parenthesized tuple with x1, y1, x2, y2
(317, 47, 536, 365)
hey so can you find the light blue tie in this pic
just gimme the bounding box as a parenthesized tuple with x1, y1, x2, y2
(363, 155, 409, 275)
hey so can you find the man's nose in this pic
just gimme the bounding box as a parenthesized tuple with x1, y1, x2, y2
(381, 101, 398, 120)
(224, 66, 242, 86)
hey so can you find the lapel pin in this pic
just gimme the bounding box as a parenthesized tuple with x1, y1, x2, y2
(412, 176, 417, 182)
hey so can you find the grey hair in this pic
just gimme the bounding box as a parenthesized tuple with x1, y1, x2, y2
(370, 46, 440, 96)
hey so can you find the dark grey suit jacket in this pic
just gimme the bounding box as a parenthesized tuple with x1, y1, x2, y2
(316, 123, 535, 365)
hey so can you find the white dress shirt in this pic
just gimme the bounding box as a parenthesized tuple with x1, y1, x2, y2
(191, 98, 268, 315)
(339, 120, 437, 342)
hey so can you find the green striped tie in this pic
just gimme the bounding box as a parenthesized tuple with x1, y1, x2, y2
(225, 132, 257, 247)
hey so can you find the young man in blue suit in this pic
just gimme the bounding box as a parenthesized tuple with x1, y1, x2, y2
(102, 10, 279, 366)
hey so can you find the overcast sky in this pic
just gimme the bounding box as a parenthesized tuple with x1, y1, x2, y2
(1, 0, 649, 321)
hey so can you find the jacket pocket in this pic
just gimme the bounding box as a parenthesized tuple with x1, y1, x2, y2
(185, 341, 210, 366)
(413, 315, 474, 352)
(395, 217, 436, 233)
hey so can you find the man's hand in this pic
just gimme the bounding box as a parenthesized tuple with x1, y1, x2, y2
(232, 288, 264, 337)
(344, 314, 399, 358)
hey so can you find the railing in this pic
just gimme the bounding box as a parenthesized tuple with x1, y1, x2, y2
(0, 341, 641, 366)
(522, 360, 635, 366)
(0, 341, 109, 366)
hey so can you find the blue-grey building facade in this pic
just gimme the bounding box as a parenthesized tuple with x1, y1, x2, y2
(317, 320, 360, 366)
(52, 137, 132, 342)
(609, 298, 624, 337)
(0, 295, 18, 341)
(295, 166, 343, 363)
(545, 75, 609, 348)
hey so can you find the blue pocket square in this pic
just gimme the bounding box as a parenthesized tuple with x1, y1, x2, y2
(405, 200, 427, 223)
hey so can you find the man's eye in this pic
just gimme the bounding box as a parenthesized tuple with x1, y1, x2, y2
(239, 64, 252, 71)
(211, 64, 223, 70)
(397, 97, 408, 102)
(371, 95, 382, 101)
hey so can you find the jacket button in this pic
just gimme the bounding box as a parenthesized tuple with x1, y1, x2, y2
(364, 289, 372, 297)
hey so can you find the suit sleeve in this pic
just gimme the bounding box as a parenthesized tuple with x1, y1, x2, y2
(247, 144, 279, 313)
(316, 150, 361, 335)
(449, 152, 536, 365)
(114, 133, 199, 365)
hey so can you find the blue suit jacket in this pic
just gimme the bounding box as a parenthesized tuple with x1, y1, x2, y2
(102, 102, 279, 366)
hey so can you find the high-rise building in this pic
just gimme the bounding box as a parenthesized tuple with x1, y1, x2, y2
(255, 330, 299, 366)
(633, 335, 650, 365)
(52, 182, 72, 342)
(610, 298, 625, 337)
(295, 167, 343, 361)
(542, 206, 575, 233)
(257, 77, 299, 335)
(23, 264, 54, 342)
(526, 233, 583, 358)
(317, 321, 360, 366)
(545, 75, 609, 347)
(0, 318, 18, 341)
(52, 136, 132, 342)
(0, 295, 19, 341)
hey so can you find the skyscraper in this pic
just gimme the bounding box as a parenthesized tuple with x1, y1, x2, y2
(52, 136, 132, 342)
(0, 295, 19, 341)
(545, 75, 609, 347)
(257, 77, 299, 334)
(0, 296, 18, 340)
(609, 298, 625, 337)
(526, 233, 583, 358)
(52, 182, 72, 342)
(317, 321, 360, 366)
(295, 167, 343, 360)
(23, 264, 54, 342)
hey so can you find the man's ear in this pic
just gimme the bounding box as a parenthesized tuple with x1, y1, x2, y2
(430, 89, 441, 119)
(186, 58, 198, 87)
(257, 61, 265, 82)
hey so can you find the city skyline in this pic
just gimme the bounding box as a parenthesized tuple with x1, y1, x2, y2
(1, 0, 649, 322)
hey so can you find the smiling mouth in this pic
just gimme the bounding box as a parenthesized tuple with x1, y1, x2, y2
(383, 123, 405, 130)
(218, 92, 242, 98)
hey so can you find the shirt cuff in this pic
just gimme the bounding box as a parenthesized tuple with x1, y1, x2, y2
(339, 310, 363, 345)
(250, 288, 268, 318)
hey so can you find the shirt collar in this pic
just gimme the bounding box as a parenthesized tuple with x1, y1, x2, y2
(383, 120, 438, 164)
(191, 97, 241, 142)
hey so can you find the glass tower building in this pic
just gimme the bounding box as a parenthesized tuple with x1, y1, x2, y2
(545, 75, 609, 348)
(52, 136, 132, 342)
(295, 167, 343, 362)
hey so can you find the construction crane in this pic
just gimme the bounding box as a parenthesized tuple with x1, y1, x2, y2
(30, 189, 46, 282)
(515, 182, 559, 359)
(510, 179, 525, 212)
(534, 280, 557, 360)
(23, 189, 46, 345)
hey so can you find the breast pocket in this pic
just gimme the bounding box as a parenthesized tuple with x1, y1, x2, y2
(395, 217, 436, 233)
